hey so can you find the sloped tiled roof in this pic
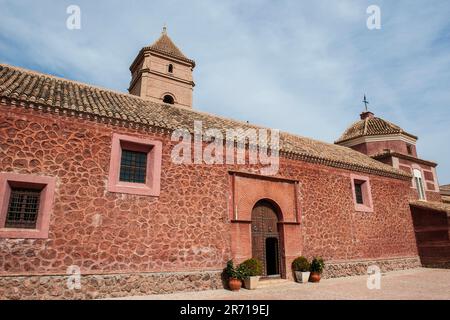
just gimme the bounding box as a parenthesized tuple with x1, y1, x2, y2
(147, 32, 190, 61)
(410, 200, 450, 215)
(129, 31, 195, 71)
(336, 116, 417, 144)
(441, 184, 450, 196)
(131, 31, 195, 68)
(0, 63, 411, 180)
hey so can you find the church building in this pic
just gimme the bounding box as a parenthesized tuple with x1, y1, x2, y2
(0, 29, 449, 299)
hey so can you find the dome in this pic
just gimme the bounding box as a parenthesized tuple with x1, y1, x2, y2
(336, 111, 417, 144)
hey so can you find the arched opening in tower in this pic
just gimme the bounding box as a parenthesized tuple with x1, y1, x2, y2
(163, 95, 175, 105)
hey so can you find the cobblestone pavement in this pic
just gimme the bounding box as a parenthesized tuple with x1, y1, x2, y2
(109, 268, 450, 300)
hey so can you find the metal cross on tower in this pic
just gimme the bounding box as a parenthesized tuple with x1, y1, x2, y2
(363, 94, 369, 112)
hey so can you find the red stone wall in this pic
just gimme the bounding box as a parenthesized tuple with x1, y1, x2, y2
(0, 104, 231, 276)
(276, 157, 418, 262)
(0, 103, 419, 282)
(352, 140, 417, 157)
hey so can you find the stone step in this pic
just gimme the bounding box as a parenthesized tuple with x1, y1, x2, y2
(257, 278, 290, 288)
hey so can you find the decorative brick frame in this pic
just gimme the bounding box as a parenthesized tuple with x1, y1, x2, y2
(350, 174, 374, 213)
(411, 164, 427, 201)
(0, 173, 56, 239)
(107, 133, 162, 196)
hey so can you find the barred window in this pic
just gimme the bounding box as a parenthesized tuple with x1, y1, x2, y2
(119, 149, 148, 183)
(354, 182, 364, 204)
(5, 188, 41, 229)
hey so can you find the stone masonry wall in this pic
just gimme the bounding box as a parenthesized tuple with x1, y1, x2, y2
(0, 103, 420, 299)
(0, 105, 231, 277)
(323, 256, 421, 279)
(0, 270, 223, 300)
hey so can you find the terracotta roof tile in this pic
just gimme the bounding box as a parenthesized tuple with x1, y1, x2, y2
(136, 32, 195, 66)
(410, 200, 450, 215)
(441, 185, 450, 197)
(336, 116, 417, 144)
(0, 63, 410, 180)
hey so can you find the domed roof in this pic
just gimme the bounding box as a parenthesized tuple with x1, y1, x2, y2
(336, 112, 417, 144)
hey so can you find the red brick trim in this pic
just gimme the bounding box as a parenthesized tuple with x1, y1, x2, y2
(0, 173, 56, 239)
(350, 174, 374, 213)
(107, 133, 162, 197)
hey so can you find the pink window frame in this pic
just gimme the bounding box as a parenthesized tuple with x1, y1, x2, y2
(0, 173, 56, 239)
(107, 133, 162, 197)
(350, 174, 374, 213)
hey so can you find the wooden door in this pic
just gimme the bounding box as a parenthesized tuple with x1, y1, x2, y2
(251, 201, 280, 277)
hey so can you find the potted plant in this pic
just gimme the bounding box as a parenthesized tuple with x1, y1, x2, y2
(292, 256, 310, 283)
(240, 258, 263, 290)
(224, 260, 245, 291)
(309, 257, 325, 283)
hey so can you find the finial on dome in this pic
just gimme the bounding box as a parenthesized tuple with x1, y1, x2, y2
(360, 94, 374, 120)
(162, 24, 167, 35)
(363, 94, 369, 112)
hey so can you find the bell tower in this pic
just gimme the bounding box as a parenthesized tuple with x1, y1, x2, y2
(128, 27, 196, 108)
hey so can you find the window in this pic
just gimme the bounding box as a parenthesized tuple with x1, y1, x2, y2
(407, 144, 413, 155)
(0, 173, 56, 239)
(119, 150, 147, 183)
(108, 134, 163, 196)
(354, 182, 364, 204)
(5, 188, 41, 229)
(163, 95, 175, 105)
(413, 169, 426, 200)
(350, 174, 374, 212)
(168, 64, 173, 73)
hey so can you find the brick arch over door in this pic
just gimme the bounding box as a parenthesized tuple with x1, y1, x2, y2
(231, 174, 299, 223)
(229, 172, 302, 280)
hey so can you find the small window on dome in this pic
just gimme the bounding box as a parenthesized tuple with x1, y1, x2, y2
(168, 64, 173, 73)
(163, 95, 174, 105)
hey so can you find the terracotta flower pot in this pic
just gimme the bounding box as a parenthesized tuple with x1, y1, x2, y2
(309, 272, 321, 283)
(228, 278, 242, 291)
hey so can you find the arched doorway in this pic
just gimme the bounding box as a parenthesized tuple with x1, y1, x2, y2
(251, 200, 282, 277)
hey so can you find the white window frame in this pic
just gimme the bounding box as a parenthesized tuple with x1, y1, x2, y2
(413, 169, 426, 200)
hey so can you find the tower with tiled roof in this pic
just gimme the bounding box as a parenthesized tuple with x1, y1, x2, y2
(336, 97, 441, 199)
(129, 26, 195, 108)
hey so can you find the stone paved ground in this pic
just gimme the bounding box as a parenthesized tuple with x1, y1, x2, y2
(109, 268, 450, 300)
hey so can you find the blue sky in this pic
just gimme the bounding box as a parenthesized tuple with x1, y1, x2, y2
(1, 0, 449, 183)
